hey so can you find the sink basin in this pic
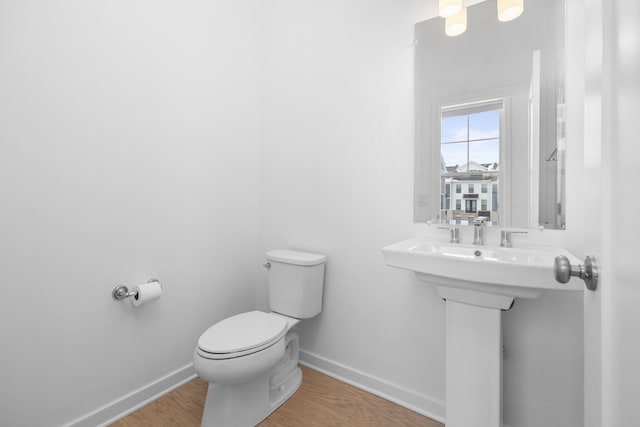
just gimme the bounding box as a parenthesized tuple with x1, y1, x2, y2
(383, 238, 583, 307)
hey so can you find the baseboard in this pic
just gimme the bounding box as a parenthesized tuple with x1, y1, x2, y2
(64, 353, 445, 426)
(64, 363, 197, 427)
(299, 349, 445, 424)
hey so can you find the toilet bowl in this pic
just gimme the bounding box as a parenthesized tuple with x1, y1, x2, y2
(194, 311, 291, 384)
(193, 311, 302, 427)
(193, 249, 325, 427)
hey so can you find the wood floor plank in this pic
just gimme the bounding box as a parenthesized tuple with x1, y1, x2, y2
(111, 366, 443, 427)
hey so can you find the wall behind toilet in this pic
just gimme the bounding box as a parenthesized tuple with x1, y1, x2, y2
(0, 1, 263, 426)
(258, 1, 584, 426)
(257, 0, 446, 410)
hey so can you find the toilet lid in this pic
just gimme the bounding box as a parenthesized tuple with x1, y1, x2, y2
(197, 311, 287, 356)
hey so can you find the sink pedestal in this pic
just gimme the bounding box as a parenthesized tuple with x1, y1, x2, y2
(422, 273, 519, 427)
(445, 299, 504, 427)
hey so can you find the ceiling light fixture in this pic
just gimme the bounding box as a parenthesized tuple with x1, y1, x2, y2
(445, 6, 468, 37)
(439, 0, 463, 18)
(497, 0, 524, 22)
(441, 0, 524, 37)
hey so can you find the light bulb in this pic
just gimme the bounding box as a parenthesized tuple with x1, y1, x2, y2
(497, 0, 524, 22)
(445, 7, 467, 37)
(439, 0, 463, 18)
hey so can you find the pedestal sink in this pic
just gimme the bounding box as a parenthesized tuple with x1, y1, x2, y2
(382, 237, 582, 427)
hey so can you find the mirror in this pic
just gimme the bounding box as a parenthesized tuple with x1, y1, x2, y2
(414, 0, 565, 229)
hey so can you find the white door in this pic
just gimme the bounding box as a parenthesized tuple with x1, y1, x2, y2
(583, 0, 640, 426)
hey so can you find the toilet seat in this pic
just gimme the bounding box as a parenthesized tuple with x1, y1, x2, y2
(197, 311, 287, 360)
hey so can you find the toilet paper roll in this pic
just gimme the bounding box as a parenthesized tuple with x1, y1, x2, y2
(132, 280, 162, 307)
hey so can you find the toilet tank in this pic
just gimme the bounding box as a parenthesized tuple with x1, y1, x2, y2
(265, 249, 326, 319)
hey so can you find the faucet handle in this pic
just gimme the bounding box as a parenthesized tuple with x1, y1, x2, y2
(437, 226, 460, 244)
(500, 230, 528, 248)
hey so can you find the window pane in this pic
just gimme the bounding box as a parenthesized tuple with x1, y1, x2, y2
(441, 142, 467, 169)
(469, 109, 500, 141)
(469, 138, 500, 167)
(441, 115, 468, 143)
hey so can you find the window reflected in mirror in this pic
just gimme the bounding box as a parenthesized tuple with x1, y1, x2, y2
(440, 101, 502, 226)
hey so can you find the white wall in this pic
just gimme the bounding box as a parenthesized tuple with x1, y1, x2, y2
(259, 0, 584, 426)
(0, 1, 263, 426)
(0, 1, 587, 426)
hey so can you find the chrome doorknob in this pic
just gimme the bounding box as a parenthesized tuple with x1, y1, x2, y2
(553, 256, 576, 283)
(554, 255, 598, 291)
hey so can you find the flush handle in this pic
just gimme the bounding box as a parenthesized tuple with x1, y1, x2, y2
(554, 255, 598, 291)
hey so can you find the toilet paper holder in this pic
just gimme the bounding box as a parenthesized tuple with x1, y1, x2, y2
(112, 279, 160, 301)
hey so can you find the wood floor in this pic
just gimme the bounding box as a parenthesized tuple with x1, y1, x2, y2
(111, 366, 443, 427)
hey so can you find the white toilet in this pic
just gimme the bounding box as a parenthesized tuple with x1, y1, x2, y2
(193, 249, 326, 427)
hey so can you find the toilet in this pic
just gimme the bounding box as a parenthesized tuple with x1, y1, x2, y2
(193, 249, 326, 427)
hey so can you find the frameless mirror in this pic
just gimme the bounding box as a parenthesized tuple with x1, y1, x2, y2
(414, 0, 565, 229)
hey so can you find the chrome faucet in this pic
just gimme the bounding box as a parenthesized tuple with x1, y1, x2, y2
(438, 226, 460, 244)
(473, 217, 487, 246)
(500, 230, 528, 248)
